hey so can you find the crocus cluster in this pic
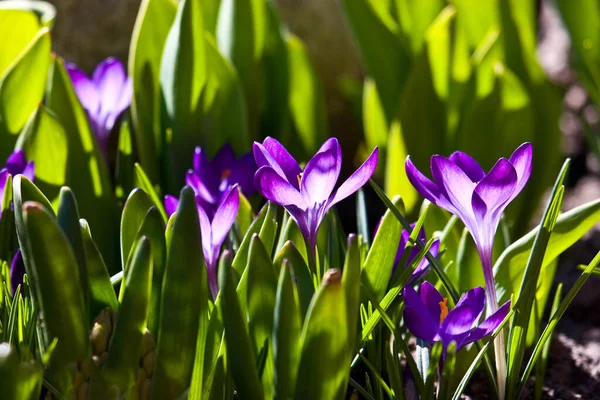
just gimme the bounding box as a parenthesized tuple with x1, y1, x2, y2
(403, 282, 510, 353)
(66, 57, 132, 157)
(0, 150, 34, 209)
(253, 137, 379, 259)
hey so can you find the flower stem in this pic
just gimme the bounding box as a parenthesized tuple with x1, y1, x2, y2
(305, 239, 320, 283)
(482, 255, 507, 400)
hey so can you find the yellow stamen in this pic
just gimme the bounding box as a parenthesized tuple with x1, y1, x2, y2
(222, 169, 232, 180)
(297, 172, 304, 186)
(439, 298, 449, 324)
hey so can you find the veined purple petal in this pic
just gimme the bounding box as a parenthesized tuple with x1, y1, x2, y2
(254, 166, 306, 208)
(316, 137, 342, 178)
(411, 239, 439, 281)
(116, 76, 133, 113)
(22, 161, 34, 182)
(230, 153, 256, 197)
(187, 171, 217, 205)
(472, 158, 517, 220)
(431, 155, 477, 227)
(301, 150, 338, 205)
(211, 187, 239, 251)
(453, 286, 485, 316)
(164, 195, 179, 217)
(403, 285, 440, 342)
(449, 151, 485, 182)
(192, 147, 218, 194)
(419, 281, 444, 327)
(253, 142, 295, 187)
(439, 286, 485, 347)
(93, 58, 128, 112)
(508, 142, 533, 196)
(261, 137, 302, 185)
(405, 157, 443, 206)
(212, 143, 236, 175)
(65, 62, 99, 114)
(465, 300, 510, 344)
(196, 201, 213, 266)
(327, 147, 379, 209)
(0, 170, 8, 201)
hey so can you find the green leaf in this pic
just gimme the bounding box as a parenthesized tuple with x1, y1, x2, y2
(102, 237, 153, 393)
(246, 234, 278, 399)
(21, 201, 88, 393)
(362, 78, 388, 152)
(57, 187, 89, 326)
(46, 56, 118, 270)
(0, 9, 42, 78)
(133, 163, 168, 222)
(341, 234, 361, 392)
(273, 260, 301, 400)
(295, 269, 350, 400)
(361, 195, 403, 302)
(80, 219, 119, 321)
(115, 120, 135, 203)
(219, 251, 264, 399)
(120, 189, 154, 273)
(285, 34, 327, 156)
(384, 121, 418, 212)
(0, 27, 50, 151)
(273, 241, 314, 320)
(395, 0, 445, 54)
(0, 343, 43, 399)
(128, 0, 177, 181)
(160, 0, 207, 192)
(236, 191, 254, 238)
(342, 0, 410, 120)
(151, 187, 206, 399)
(231, 201, 269, 276)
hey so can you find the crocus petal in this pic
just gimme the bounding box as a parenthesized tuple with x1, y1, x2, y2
(115, 77, 133, 114)
(0, 170, 8, 200)
(301, 150, 339, 205)
(405, 157, 443, 206)
(327, 147, 379, 209)
(316, 137, 342, 178)
(449, 151, 485, 182)
(212, 143, 236, 175)
(6, 150, 26, 173)
(10, 249, 25, 295)
(186, 171, 217, 205)
(431, 155, 477, 226)
(22, 161, 34, 182)
(164, 195, 179, 217)
(196, 202, 214, 266)
(192, 147, 218, 193)
(508, 142, 533, 196)
(253, 142, 296, 187)
(230, 153, 256, 197)
(261, 137, 302, 184)
(211, 187, 240, 250)
(411, 239, 439, 281)
(419, 281, 444, 327)
(464, 300, 511, 345)
(254, 166, 306, 208)
(472, 158, 517, 225)
(66, 63, 99, 113)
(453, 286, 485, 317)
(439, 287, 486, 346)
(93, 58, 128, 112)
(403, 285, 440, 342)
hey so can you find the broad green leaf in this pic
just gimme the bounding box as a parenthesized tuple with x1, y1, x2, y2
(0, 26, 50, 154)
(80, 219, 119, 321)
(273, 260, 301, 400)
(21, 202, 88, 393)
(361, 196, 403, 301)
(231, 201, 269, 276)
(0, 1, 56, 27)
(0, 343, 43, 399)
(219, 251, 264, 399)
(295, 269, 350, 399)
(128, 0, 177, 180)
(101, 237, 153, 393)
(0, 8, 41, 77)
(395, 0, 445, 54)
(341, 234, 361, 392)
(384, 121, 418, 212)
(133, 163, 168, 222)
(236, 191, 254, 239)
(160, 0, 207, 192)
(46, 56, 118, 270)
(285, 34, 327, 156)
(362, 78, 388, 152)
(120, 189, 154, 274)
(342, 0, 410, 120)
(151, 187, 206, 399)
(273, 241, 314, 320)
(246, 234, 278, 399)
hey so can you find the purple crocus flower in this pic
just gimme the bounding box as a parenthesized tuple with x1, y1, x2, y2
(253, 137, 378, 254)
(186, 144, 255, 215)
(393, 225, 440, 283)
(0, 150, 34, 209)
(165, 186, 239, 298)
(66, 57, 132, 156)
(403, 282, 510, 353)
(10, 249, 25, 295)
(404, 143, 532, 310)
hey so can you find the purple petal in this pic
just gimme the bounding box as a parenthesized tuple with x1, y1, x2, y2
(453, 286, 485, 316)
(211, 186, 239, 251)
(439, 287, 485, 346)
(186, 171, 218, 205)
(508, 142, 533, 196)
(472, 158, 517, 223)
(411, 239, 439, 280)
(93, 58, 128, 112)
(405, 157, 442, 205)
(192, 147, 218, 193)
(464, 300, 511, 345)
(164, 195, 179, 217)
(301, 150, 339, 205)
(10, 249, 25, 295)
(196, 202, 218, 298)
(230, 153, 256, 197)
(5, 150, 27, 174)
(403, 285, 440, 342)
(65, 62, 99, 114)
(419, 281, 444, 326)
(316, 137, 342, 177)
(212, 143, 236, 175)
(22, 161, 34, 182)
(254, 166, 306, 208)
(261, 137, 302, 185)
(0, 170, 8, 202)
(327, 147, 379, 209)
(449, 151, 485, 182)
(430, 155, 477, 226)
(253, 142, 296, 188)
